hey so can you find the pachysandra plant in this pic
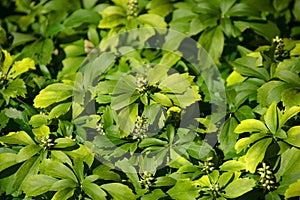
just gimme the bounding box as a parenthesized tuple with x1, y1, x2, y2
(1, 0, 300, 199)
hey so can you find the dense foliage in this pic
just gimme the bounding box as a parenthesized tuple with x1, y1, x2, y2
(1, 0, 300, 199)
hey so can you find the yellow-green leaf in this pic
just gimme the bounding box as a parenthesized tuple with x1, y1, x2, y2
(244, 138, 272, 173)
(264, 102, 279, 134)
(32, 124, 50, 138)
(8, 57, 35, 79)
(0, 131, 35, 145)
(234, 119, 268, 134)
(49, 102, 72, 119)
(224, 178, 256, 198)
(285, 178, 300, 198)
(1, 49, 13, 75)
(285, 126, 300, 148)
(33, 83, 73, 108)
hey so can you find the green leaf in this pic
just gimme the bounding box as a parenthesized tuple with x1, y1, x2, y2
(167, 179, 199, 200)
(147, 0, 173, 17)
(84, 52, 116, 87)
(40, 159, 78, 182)
(219, 118, 238, 158)
(98, 14, 126, 28)
(224, 178, 256, 198)
(83, 182, 107, 200)
(244, 138, 272, 173)
(285, 178, 300, 198)
(1, 49, 13, 75)
(20, 39, 54, 65)
(116, 103, 138, 136)
(16, 144, 42, 163)
(141, 189, 167, 200)
(159, 73, 190, 93)
(227, 2, 260, 17)
(280, 106, 300, 127)
(282, 88, 300, 108)
(11, 155, 40, 193)
(170, 86, 201, 108)
(1, 78, 27, 103)
(32, 124, 50, 138)
(139, 138, 168, 148)
(22, 175, 58, 196)
(49, 102, 72, 119)
(235, 105, 256, 121)
(159, 51, 182, 67)
(64, 9, 100, 28)
(53, 138, 77, 149)
(29, 114, 48, 128)
(10, 32, 36, 48)
(187, 141, 212, 160)
(265, 191, 281, 200)
(52, 188, 75, 200)
(198, 26, 224, 63)
(5, 107, 24, 120)
(93, 165, 121, 181)
(264, 102, 279, 134)
(0, 153, 17, 172)
(169, 148, 193, 168)
(257, 81, 288, 107)
(147, 65, 169, 85)
(218, 172, 234, 188)
(220, 160, 246, 172)
(285, 126, 300, 148)
(50, 179, 78, 191)
(7, 57, 35, 79)
(234, 119, 268, 134)
(0, 109, 9, 130)
(66, 144, 94, 167)
(151, 93, 173, 107)
(101, 183, 135, 200)
(0, 131, 35, 145)
(138, 14, 167, 28)
(51, 150, 73, 167)
(33, 83, 73, 108)
(235, 21, 280, 41)
(290, 43, 300, 56)
(276, 148, 300, 179)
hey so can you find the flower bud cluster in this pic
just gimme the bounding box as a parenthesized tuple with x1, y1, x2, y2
(127, 0, 138, 17)
(132, 115, 149, 139)
(257, 162, 277, 191)
(272, 36, 285, 59)
(139, 171, 155, 190)
(209, 183, 220, 197)
(201, 157, 215, 174)
(136, 76, 148, 93)
(40, 135, 54, 149)
(96, 122, 105, 135)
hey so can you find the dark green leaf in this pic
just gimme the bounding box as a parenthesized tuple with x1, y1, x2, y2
(198, 26, 224, 63)
(219, 118, 238, 158)
(64, 9, 100, 28)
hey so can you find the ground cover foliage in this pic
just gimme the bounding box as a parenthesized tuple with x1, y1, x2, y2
(1, 0, 300, 199)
